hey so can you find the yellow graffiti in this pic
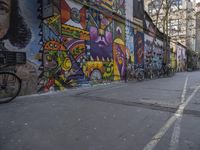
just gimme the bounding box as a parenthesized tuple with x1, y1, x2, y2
(47, 15, 60, 25)
(55, 80, 65, 91)
(44, 40, 66, 51)
(61, 57, 72, 71)
(62, 24, 90, 40)
(84, 61, 103, 77)
(114, 38, 125, 45)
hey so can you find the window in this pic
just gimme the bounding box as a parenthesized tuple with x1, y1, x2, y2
(169, 19, 179, 31)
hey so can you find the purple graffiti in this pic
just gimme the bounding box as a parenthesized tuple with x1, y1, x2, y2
(89, 26, 113, 60)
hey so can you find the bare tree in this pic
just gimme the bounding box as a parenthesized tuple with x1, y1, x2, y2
(146, 0, 180, 63)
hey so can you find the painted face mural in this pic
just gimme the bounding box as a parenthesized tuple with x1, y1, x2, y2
(0, 0, 10, 39)
(0, 0, 41, 95)
(61, 0, 87, 29)
(88, 9, 113, 61)
(0, 0, 31, 48)
(39, 0, 88, 92)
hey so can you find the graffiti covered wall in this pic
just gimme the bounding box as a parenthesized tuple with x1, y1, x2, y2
(38, 0, 133, 92)
(144, 34, 163, 70)
(0, 0, 147, 95)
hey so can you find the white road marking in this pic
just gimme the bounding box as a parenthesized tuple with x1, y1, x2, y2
(143, 78, 200, 150)
(181, 76, 188, 103)
(169, 76, 188, 150)
(169, 116, 182, 150)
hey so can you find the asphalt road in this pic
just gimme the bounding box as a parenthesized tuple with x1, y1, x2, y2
(0, 71, 200, 150)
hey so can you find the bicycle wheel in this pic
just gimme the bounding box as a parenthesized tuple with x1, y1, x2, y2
(0, 72, 21, 104)
(137, 71, 144, 81)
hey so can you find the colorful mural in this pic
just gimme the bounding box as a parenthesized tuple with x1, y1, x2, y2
(37, 0, 88, 92)
(87, 9, 113, 61)
(113, 20, 126, 80)
(144, 34, 163, 70)
(126, 22, 134, 64)
(134, 31, 144, 65)
(83, 61, 114, 81)
(176, 44, 186, 72)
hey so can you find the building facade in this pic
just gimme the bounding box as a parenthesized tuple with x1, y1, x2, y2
(196, 2, 200, 52)
(144, 0, 196, 51)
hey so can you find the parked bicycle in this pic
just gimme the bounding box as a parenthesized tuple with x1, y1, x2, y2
(159, 63, 174, 77)
(127, 64, 144, 81)
(144, 63, 153, 79)
(0, 51, 26, 104)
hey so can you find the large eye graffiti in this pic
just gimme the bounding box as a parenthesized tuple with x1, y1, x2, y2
(71, 7, 80, 23)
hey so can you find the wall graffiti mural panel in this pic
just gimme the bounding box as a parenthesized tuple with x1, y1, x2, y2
(126, 23, 134, 64)
(176, 44, 186, 72)
(113, 20, 125, 44)
(42, 42, 67, 91)
(113, 20, 126, 80)
(113, 43, 126, 80)
(60, 0, 87, 83)
(83, 8, 114, 82)
(154, 38, 164, 69)
(87, 9, 113, 61)
(144, 34, 163, 70)
(38, 0, 88, 92)
(134, 31, 144, 65)
(0, 0, 41, 95)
